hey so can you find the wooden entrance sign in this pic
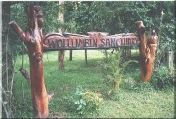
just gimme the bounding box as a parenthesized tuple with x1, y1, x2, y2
(9, 4, 157, 118)
(43, 32, 139, 65)
(43, 32, 139, 51)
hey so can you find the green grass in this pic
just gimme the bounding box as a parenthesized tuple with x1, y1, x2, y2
(13, 49, 174, 118)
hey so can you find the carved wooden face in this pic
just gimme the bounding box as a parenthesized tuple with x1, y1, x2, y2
(34, 5, 44, 29)
(34, 5, 40, 13)
(27, 4, 44, 30)
(25, 4, 44, 62)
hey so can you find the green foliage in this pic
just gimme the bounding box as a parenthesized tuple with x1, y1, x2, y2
(63, 87, 103, 115)
(154, 2, 175, 68)
(10, 1, 175, 47)
(13, 98, 33, 118)
(126, 63, 175, 91)
(64, 1, 175, 68)
(10, 1, 63, 34)
(64, 1, 175, 35)
(150, 64, 175, 90)
(102, 49, 138, 91)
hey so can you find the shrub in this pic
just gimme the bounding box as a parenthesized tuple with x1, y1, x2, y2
(150, 64, 175, 90)
(101, 49, 138, 91)
(63, 87, 103, 115)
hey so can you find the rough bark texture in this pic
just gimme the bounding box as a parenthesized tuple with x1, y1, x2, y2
(58, 1, 65, 69)
(135, 21, 158, 82)
(19, 67, 31, 84)
(58, 50, 65, 69)
(9, 4, 54, 118)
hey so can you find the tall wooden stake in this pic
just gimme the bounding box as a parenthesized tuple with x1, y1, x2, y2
(58, 1, 65, 69)
(9, 4, 54, 118)
(135, 21, 158, 82)
(85, 49, 88, 64)
(69, 50, 72, 61)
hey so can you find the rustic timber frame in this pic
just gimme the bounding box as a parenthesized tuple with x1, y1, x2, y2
(9, 4, 157, 118)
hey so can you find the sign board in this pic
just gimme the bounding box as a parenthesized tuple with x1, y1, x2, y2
(44, 32, 139, 51)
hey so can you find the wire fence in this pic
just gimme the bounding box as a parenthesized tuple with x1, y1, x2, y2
(2, 26, 23, 118)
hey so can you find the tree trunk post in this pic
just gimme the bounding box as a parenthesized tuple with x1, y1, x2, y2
(58, 1, 65, 69)
(135, 21, 158, 82)
(166, 51, 174, 70)
(85, 49, 88, 64)
(69, 50, 72, 61)
(58, 50, 65, 69)
(9, 4, 53, 118)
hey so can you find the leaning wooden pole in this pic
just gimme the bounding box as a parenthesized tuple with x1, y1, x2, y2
(9, 4, 53, 118)
(135, 21, 158, 82)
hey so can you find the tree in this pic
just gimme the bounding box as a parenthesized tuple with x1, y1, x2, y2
(2, 1, 16, 118)
(58, 1, 65, 69)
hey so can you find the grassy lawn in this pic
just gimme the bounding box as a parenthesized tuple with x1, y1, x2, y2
(13, 49, 174, 118)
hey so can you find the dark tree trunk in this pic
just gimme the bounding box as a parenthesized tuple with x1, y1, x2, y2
(2, 2, 12, 81)
(58, 1, 65, 69)
(2, 1, 14, 118)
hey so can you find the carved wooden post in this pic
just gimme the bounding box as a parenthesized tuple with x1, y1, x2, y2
(135, 21, 158, 82)
(9, 4, 53, 118)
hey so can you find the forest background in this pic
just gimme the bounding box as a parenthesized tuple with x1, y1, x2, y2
(1, 1, 175, 118)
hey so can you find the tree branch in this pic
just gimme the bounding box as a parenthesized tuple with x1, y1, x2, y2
(19, 67, 31, 85)
(9, 21, 26, 42)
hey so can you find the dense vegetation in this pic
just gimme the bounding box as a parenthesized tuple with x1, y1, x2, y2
(2, 1, 175, 118)
(6, 1, 176, 51)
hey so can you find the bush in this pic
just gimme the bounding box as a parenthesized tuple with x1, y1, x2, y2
(101, 49, 138, 91)
(150, 64, 175, 90)
(63, 87, 103, 115)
